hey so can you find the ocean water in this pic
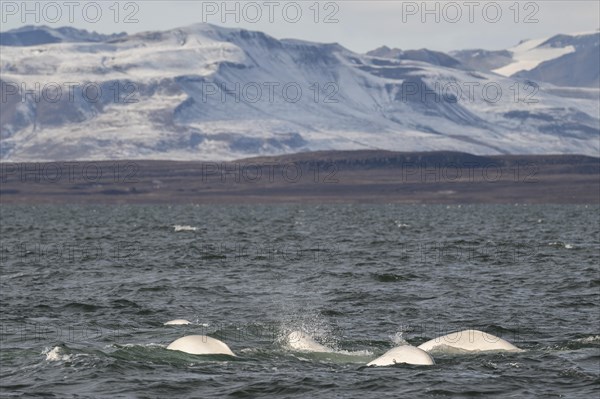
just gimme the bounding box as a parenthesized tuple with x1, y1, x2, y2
(0, 204, 598, 398)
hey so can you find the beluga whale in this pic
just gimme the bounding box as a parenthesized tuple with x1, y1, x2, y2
(166, 335, 236, 356)
(417, 329, 523, 353)
(285, 330, 333, 353)
(367, 345, 435, 366)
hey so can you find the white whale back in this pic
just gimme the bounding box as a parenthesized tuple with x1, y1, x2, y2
(285, 331, 332, 353)
(164, 319, 191, 325)
(166, 335, 235, 356)
(367, 345, 435, 366)
(417, 329, 523, 353)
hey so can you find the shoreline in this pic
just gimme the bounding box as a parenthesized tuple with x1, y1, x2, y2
(1, 151, 598, 204)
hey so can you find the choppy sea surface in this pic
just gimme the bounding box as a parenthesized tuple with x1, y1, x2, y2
(0, 204, 598, 398)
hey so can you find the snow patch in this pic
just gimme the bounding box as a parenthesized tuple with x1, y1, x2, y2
(493, 37, 575, 76)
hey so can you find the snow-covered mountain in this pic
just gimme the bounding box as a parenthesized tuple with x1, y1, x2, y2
(452, 31, 600, 88)
(0, 25, 126, 46)
(0, 24, 598, 161)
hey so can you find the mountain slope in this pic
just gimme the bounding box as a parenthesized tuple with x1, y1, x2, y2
(366, 46, 462, 68)
(1, 24, 599, 161)
(0, 25, 126, 46)
(452, 31, 599, 88)
(511, 32, 600, 88)
(448, 49, 513, 72)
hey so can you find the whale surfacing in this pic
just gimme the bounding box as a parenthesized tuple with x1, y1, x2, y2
(285, 331, 333, 353)
(367, 345, 435, 367)
(164, 319, 191, 325)
(166, 335, 235, 356)
(417, 329, 523, 353)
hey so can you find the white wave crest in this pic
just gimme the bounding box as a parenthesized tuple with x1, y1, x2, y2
(43, 346, 71, 362)
(173, 225, 198, 232)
